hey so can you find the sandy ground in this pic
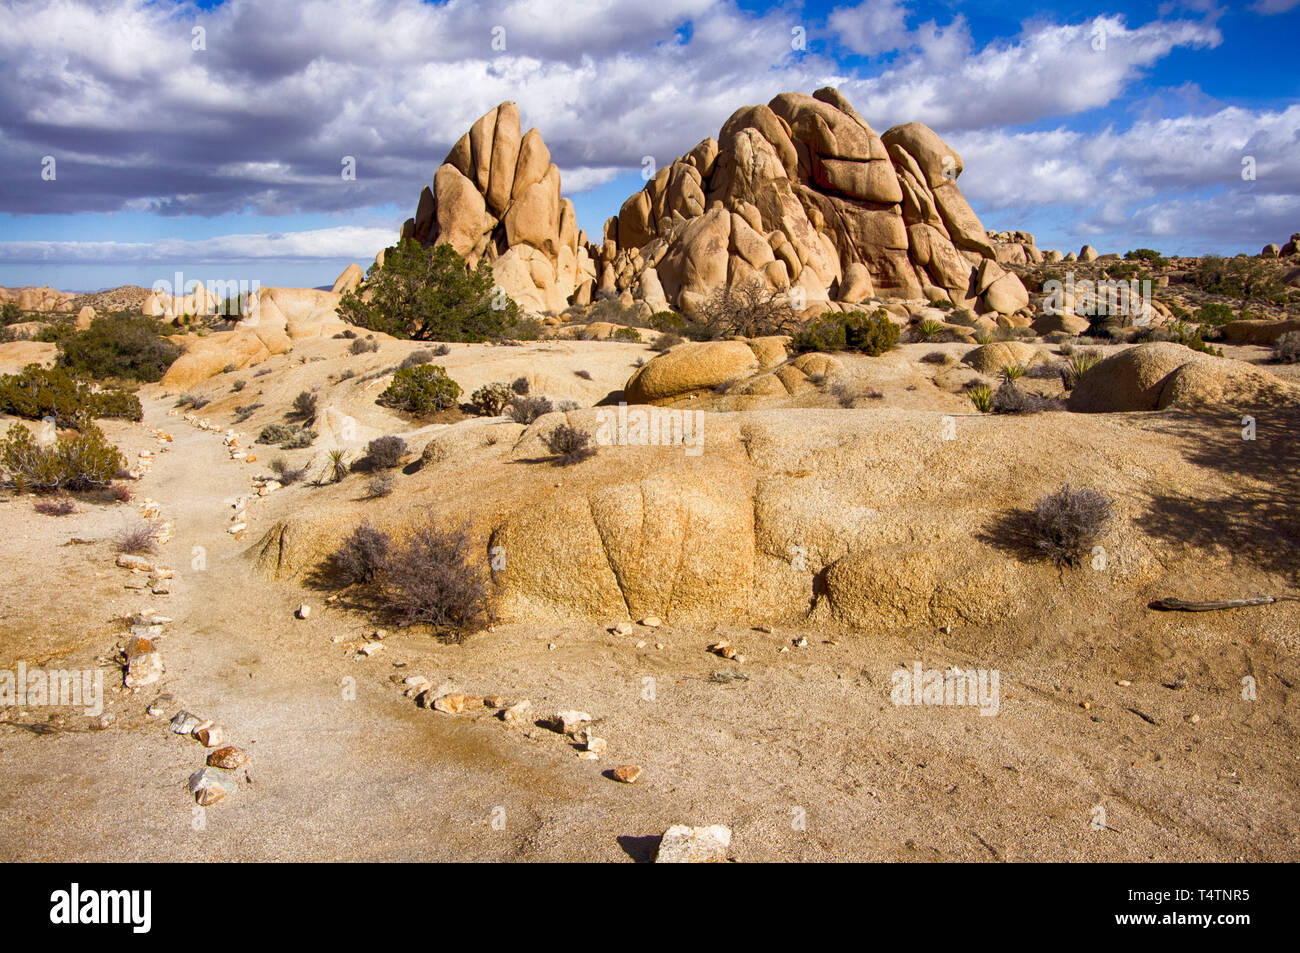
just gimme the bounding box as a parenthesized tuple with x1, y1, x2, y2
(1, 339, 1298, 862)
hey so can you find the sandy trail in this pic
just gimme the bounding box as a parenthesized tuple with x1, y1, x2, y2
(1, 393, 1297, 862)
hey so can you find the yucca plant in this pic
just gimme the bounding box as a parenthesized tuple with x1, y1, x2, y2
(1001, 363, 1025, 383)
(974, 330, 994, 346)
(968, 384, 993, 413)
(326, 449, 349, 484)
(1062, 350, 1102, 390)
(915, 318, 946, 341)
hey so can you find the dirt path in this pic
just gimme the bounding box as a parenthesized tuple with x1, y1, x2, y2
(1, 395, 1297, 861)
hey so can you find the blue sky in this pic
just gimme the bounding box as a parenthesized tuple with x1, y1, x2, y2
(1, 0, 1297, 292)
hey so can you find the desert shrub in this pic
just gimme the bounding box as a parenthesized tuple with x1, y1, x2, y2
(830, 381, 883, 407)
(290, 390, 318, 420)
(651, 332, 684, 353)
(1124, 248, 1168, 268)
(650, 311, 685, 332)
(55, 314, 181, 382)
(1193, 302, 1235, 326)
(378, 365, 462, 415)
(269, 458, 308, 485)
(175, 393, 209, 410)
(105, 483, 132, 503)
(1017, 484, 1115, 567)
(928, 299, 955, 310)
(400, 348, 434, 369)
(368, 473, 395, 498)
(350, 337, 380, 355)
(612, 327, 641, 343)
(0, 301, 22, 325)
(1191, 255, 1285, 304)
(790, 310, 899, 357)
(690, 278, 798, 340)
(34, 498, 77, 516)
(339, 238, 535, 342)
(431, 343, 451, 356)
(0, 364, 141, 427)
(920, 350, 950, 365)
(506, 394, 553, 424)
(967, 383, 993, 412)
(1273, 331, 1300, 364)
(331, 522, 391, 585)
(546, 424, 596, 465)
(991, 381, 1060, 414)
(233, 403, 262, 423)
(257, 422, 315, 449)
(118, 522, 159, 555)
(470, 382, 514, 416)
(1167, 321, 1223, 356)
(366, 435, 407, 469)
(379, 522, 488, 634)
(511, 376, 530, 395)
(0, 420, 125, 492)
(1000, 363, 1025, 383)
(231, 379, 246, 392)
(574, 369, 593, 380)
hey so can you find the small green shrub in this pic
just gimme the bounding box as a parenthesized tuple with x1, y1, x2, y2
(471, 382, 514, 416)
(790, 309, 899, 356)
(350, 337, 380, 355)
(257, 422, 316, 449)
(968, 384, 993, 413)
(612, 327, 641, 342)
(0, 420, 125, 492)
(1062, 350, 1102, 390)
(55, 314, 182, 382)
(378, 365, 462, 415)
(0, 364, 141, 427)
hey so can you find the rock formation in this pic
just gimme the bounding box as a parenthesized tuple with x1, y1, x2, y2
(401, 88, 1029, 321)
(398, 102, 596, 314)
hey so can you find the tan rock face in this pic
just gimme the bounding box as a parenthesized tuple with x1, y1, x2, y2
(403, 88, 1011, 317)
(624, 340, 762, 404)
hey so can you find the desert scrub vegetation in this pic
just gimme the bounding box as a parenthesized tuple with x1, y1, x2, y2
(1273, 331, 1300, 364)
(270, 458, 308, 485)
(829, 380, 884, 407)
(378, 364, 462, 415)
(790, 309, 900, 357)
(33, 497, 78, 516)
(651, 332, 684, 353)
(470, 382, 514, 416)
(256, 422, 316, 449)
(117, 522, 160, 555)
(0, 419, 126, 493)
(0, 364, 142, 427)
(363, 435, 407, 469)
(686, 278, 799, 340)
(55, 313, 182, 383)
(367, 473, 395, 498)
(399, 348, 435, 369)
(325, 449, 349, 484)
(546, 424, 596, 465)
(350, 336, 380, 355)
(338, 239, 539, 342)
(991, 381, 1061, 415)
(289, 390, 318, 421)
(506, 394, 553, 424)
(1014, 484, 1115, 568)
(175, 393, 209, 410)
(328, 520, 489, 639)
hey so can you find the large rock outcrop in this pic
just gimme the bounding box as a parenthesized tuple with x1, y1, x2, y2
(401, 89, 1025, 319)
(400, 102, 596, 314)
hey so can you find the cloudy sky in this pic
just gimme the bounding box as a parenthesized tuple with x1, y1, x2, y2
(1, 0, 1297, 291)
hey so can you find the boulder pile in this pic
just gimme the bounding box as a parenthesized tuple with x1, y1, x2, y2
(402, 88, 1030, 320)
